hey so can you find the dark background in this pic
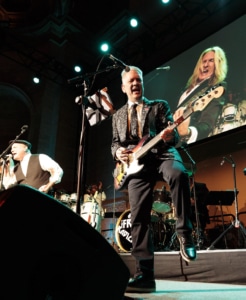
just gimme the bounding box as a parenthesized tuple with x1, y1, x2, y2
(0, 0, 245, 199)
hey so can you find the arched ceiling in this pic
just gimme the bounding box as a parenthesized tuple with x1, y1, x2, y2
(0, 0, 245, 89)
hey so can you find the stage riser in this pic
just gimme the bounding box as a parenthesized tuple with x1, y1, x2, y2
(120, 250, 246, 285)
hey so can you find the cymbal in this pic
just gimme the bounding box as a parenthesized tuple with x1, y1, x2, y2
(183, 162, 197, 176)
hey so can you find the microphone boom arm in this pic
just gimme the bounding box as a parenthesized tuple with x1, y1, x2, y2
(68, 65, 119, 85)
(0, 125, 28, 159)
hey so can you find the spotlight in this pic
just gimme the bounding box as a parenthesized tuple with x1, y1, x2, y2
(33, 76, 40, 84)
(130, 18, 138, 28)
(74, 65, 81, 73)
(100, 42, 110, 53)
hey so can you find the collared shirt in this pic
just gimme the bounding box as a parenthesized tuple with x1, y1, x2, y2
(3, 153, 63, 189)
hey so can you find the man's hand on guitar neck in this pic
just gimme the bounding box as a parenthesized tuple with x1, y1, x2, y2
(173, 107, 191, 137)
(160, 122, 176, 143)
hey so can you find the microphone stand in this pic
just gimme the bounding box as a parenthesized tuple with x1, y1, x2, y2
(69, 65, 118, 216)
(74, 79, 88, 215)
(0, 125, 28, 191)
(181, 144, 202, 249)
(207, 155, 246, 250)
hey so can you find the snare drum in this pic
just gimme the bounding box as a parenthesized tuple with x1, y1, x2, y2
(152, 189, 171, 213)
(115, 209, 132, 252)
(212, 103, 240, 135)
(222, 103, 237, 122)
(81, 201, 101, 232)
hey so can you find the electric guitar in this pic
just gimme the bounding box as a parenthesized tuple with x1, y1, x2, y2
(113, 84, 225, 190)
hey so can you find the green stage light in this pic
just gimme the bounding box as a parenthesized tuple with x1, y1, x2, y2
(100, 43, 110, 53)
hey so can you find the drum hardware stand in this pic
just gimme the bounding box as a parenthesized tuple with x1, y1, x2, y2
(207, 155, 246, 250)
(109, 186, 120, 251)
(180, 143, 203, 250)
(165, 230, 180, 251)
(0, 125, 28, 191)
(152, 214, 167, 251)
(67, 62, 118, 216)
(214, 199, 228, 248)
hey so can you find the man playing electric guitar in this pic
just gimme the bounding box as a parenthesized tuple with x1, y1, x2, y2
(111, 66, 196, 293)
(173, 46, 228, 143)
(114, 84, 224, 191)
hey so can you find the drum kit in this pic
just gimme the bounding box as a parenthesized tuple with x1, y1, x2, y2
(54, 190, 78, 211)
(212, 100, 246, 135)
(115, 188, 179, 252)
(54, 190, 103, 232)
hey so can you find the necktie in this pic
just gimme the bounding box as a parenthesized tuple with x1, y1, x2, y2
(130, 104, 139, 138)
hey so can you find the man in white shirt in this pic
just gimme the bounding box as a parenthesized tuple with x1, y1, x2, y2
(2, 140, 63, 194)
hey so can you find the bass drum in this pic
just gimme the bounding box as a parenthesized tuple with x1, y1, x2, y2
(115, 209, 132, 253)
(115, 209, 170, 252)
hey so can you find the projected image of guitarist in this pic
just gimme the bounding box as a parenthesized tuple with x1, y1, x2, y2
(111, 66, 197, 293)
(173, 46, 228, 144)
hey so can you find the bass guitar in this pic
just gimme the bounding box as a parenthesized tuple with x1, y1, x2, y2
(113, 84, 224, 190)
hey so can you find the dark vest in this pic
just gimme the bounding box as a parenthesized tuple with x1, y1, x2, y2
(14, 154, 50, 189)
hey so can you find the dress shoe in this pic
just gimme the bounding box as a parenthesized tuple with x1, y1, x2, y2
(177, 234, 197, 262)
(125, 274, 156, 293)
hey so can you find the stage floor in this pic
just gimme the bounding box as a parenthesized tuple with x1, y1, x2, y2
(124, 279, 246, 300)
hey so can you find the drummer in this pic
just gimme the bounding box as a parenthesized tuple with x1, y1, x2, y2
(83, 181, 107, 232)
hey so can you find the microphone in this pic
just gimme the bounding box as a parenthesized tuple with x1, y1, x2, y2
(156, 66, 170, 71)
(21, 125, 28, 132)
(109, 54, 130, 72)
(243, 168, 246, 176)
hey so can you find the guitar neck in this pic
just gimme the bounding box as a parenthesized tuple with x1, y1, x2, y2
(135, 84, 224, 161)
(135, 104, 194, 160)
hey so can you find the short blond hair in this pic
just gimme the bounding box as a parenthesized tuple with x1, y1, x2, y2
(121, 66, 143, 82)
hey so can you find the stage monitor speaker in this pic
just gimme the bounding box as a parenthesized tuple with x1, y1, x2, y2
(0, 185, 130, 300)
